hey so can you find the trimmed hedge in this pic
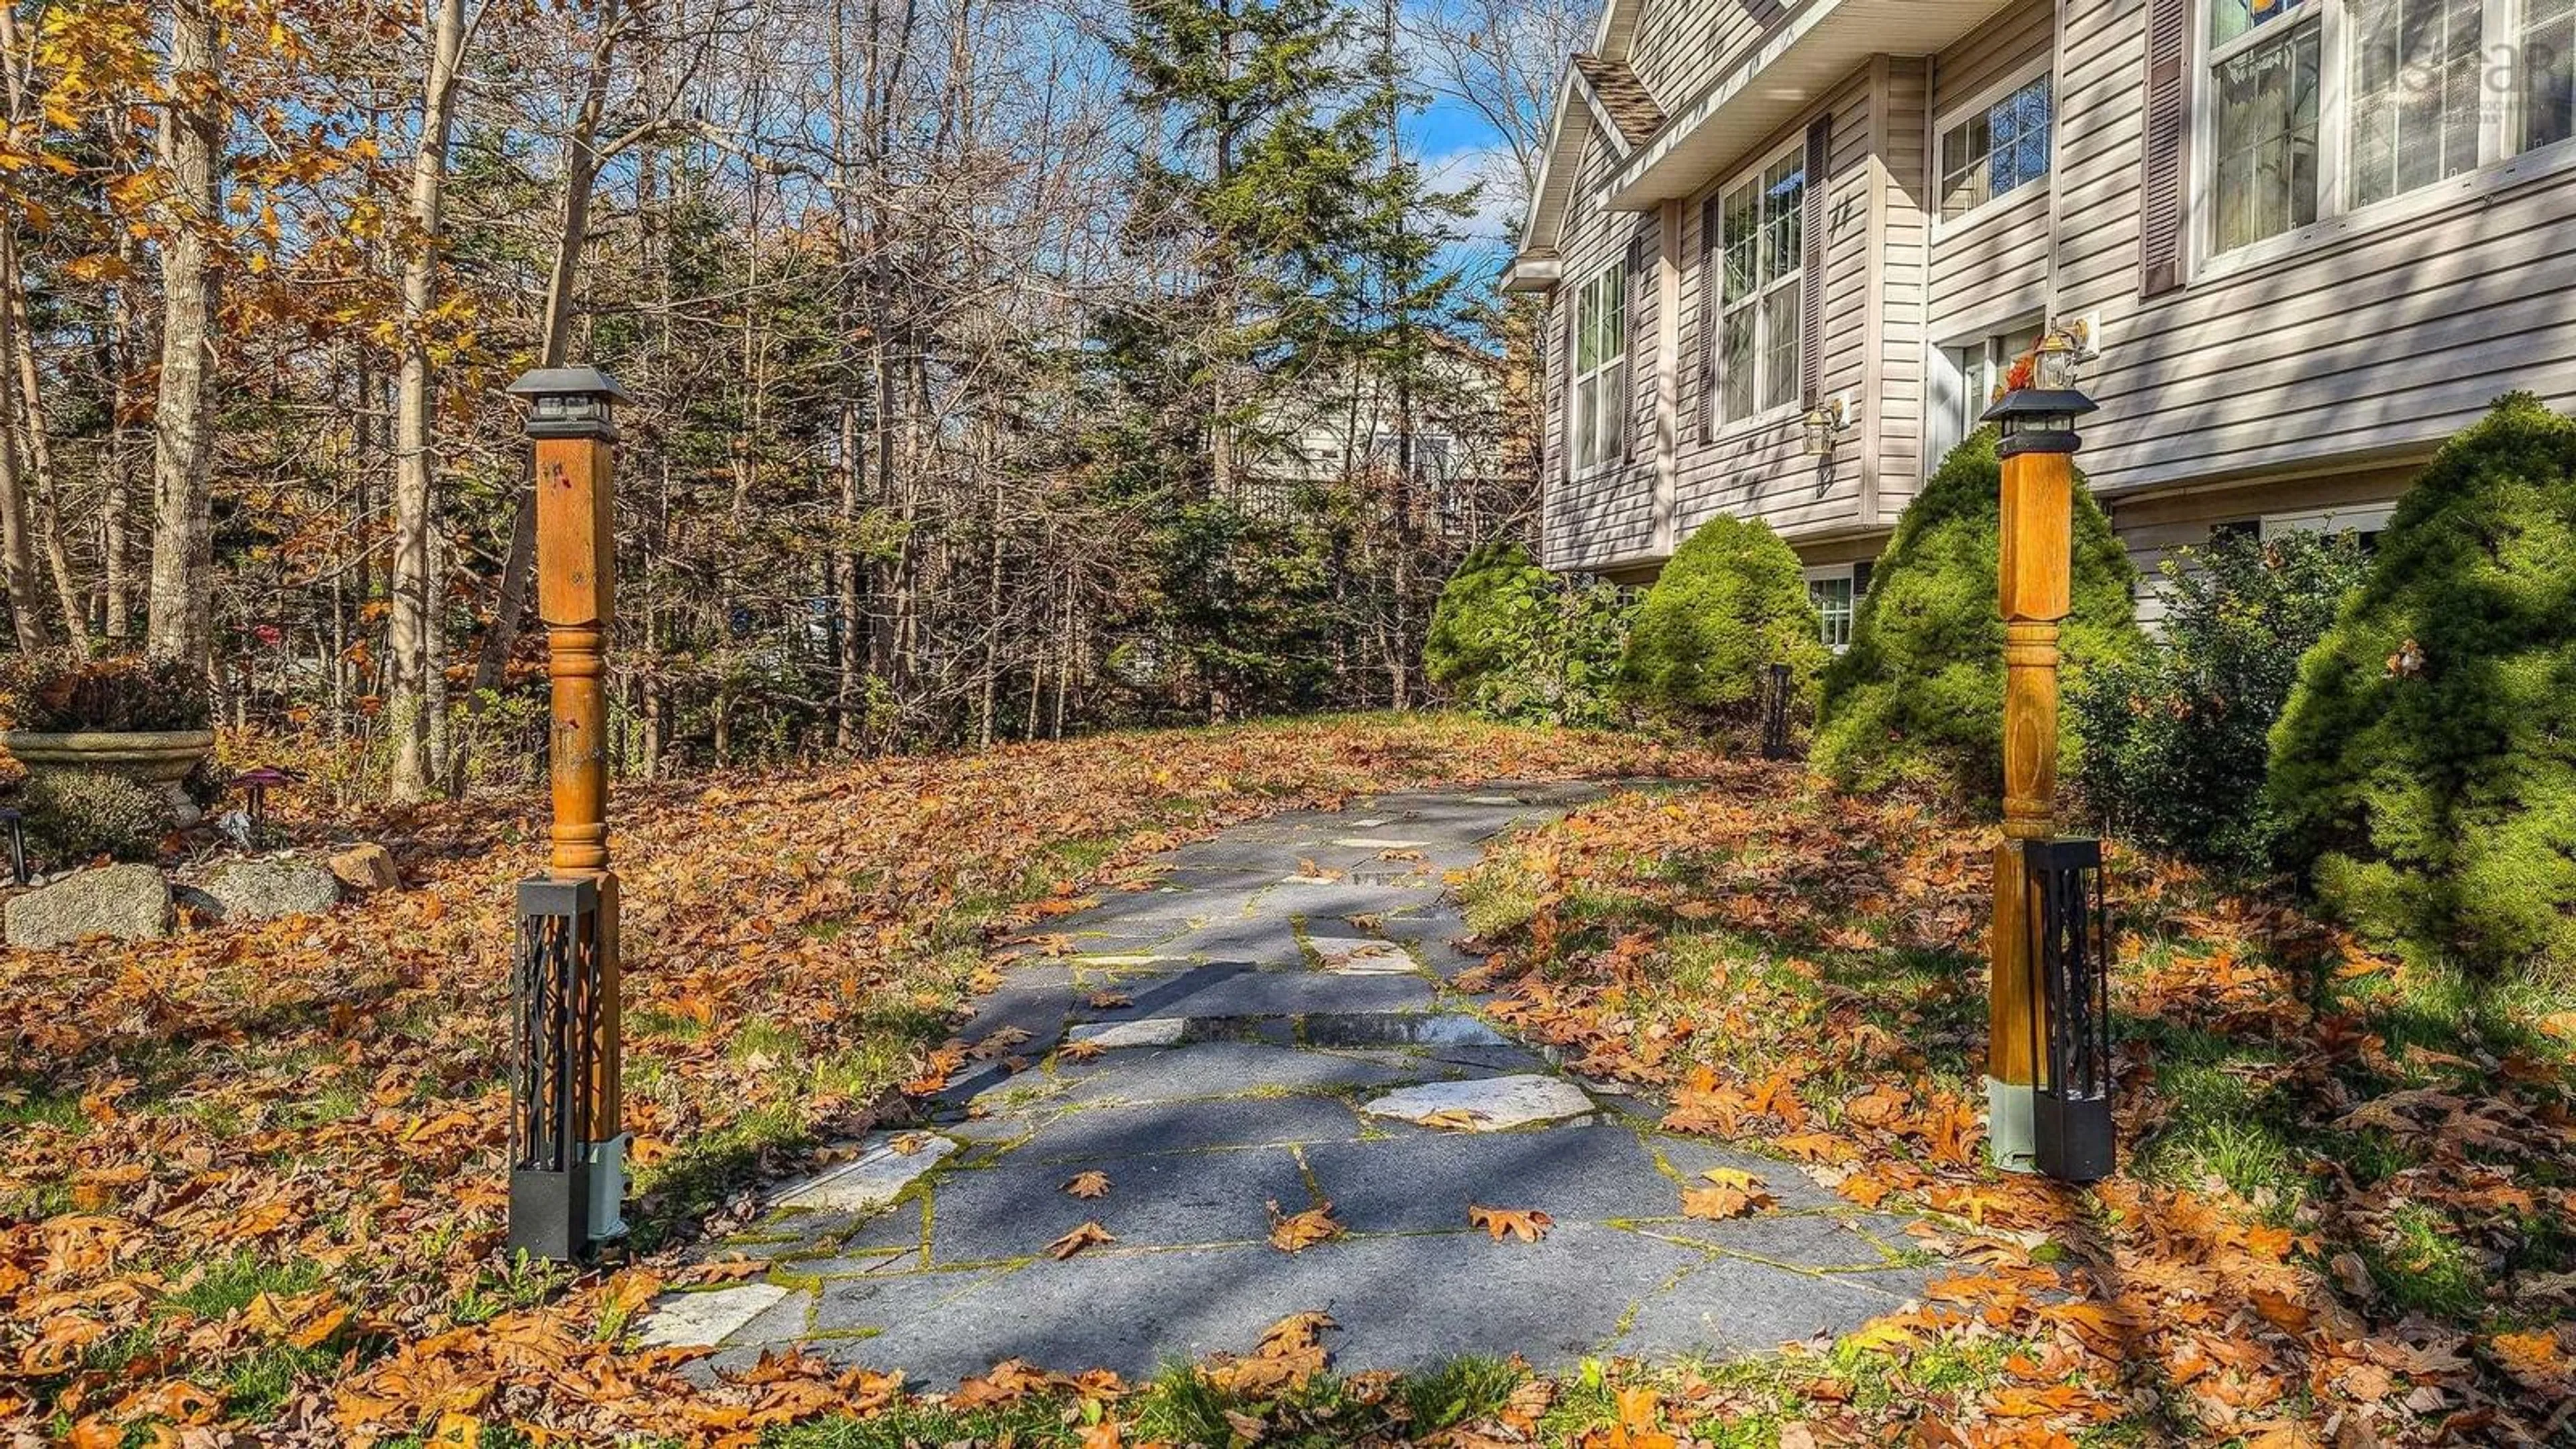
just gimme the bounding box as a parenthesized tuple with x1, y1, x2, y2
(1815, 427, 2141, 808)
(1614, 516, 1827, 739)
(2269, 392, 2576, 975)
(1425, 541, 1629, 727)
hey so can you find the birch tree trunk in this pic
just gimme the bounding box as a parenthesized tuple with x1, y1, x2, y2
(389, 0, 472, 800)
(144, 0, 222, 665)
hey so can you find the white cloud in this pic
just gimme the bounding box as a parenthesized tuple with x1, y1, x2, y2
(1421, 140, 1525, 244)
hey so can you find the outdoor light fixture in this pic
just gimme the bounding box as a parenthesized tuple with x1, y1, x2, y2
(232, 766, 293, 830)
(2025, 838, 2114, 1181)
(504, 363, 631, 1265)
(510, 875, 625, 1259)
(1802, 394, 1856, 458)
(504, 366, 629, 439)
(1983, 329, 2098, 455)
(1760, 661, 1793, 761)
(0, 806, 26, 886)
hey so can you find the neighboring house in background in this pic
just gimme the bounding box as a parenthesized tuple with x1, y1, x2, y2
(1243, 341, 1520, 541)
(1509, 0, 2576, 639)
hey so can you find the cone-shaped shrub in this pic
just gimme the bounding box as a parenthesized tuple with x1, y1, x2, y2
(1815, 427, 2141, 808)
(2269, 392, 2576, 975)
(1614, 515, 1827, 739)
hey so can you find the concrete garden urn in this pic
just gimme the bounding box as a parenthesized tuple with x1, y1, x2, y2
(3, 729, 217, 823)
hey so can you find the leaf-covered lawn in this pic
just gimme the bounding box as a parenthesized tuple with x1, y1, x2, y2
(0, 716, 1698, 1446)
(1450, 767, 2576, 1446)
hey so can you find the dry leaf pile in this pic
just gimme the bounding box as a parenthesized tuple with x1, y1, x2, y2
(0, 717, 1695, 1445)
(1461, 767, 2576, 1445)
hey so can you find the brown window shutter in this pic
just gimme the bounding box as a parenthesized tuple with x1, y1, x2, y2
(1801, 115, 1830, 407)
(1699, 193, 1722, 442)
(2141, 0, 2189, 297)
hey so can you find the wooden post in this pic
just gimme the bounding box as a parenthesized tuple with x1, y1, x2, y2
(1981, 354, 2094, 1173)
(1988, 444, 2069, 1169)
(509, 366, 630, 1239)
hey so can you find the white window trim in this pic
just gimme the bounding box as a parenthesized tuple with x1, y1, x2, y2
(1707, 142, 1809, 440)
(2192, 0, 2576, 284)
(1570, 258, 1628, 480)
(1930, 60, 2057, 236)
(2259, 502, 2397, 538)
(1803, 564, 1860, 652)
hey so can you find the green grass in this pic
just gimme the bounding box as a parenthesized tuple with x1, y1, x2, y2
(2361, 1203, 2488, 1320)
(765, 1399, 1079, 1446)
(166, 1252, 325, 1320)
(1399, 1354, 1527, 1434)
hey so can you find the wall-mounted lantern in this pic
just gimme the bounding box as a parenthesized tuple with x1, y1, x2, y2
(1802, 393, 1857, 458)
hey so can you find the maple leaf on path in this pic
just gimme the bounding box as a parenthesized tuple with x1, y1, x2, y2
(953, 1358, 1070, 1409)
(1467, 1205, 1554, 1242)
(1064, 1171, 1112, 1199)
(1681, 1167, 1778, 1220)
(1085, 991, 1132, 1009)
(1420, 1106, 1487, 1131)
(1047, 1222, 1116, 1260)
(1267, 1200, 1344, 1253)
(1203, 1310, 1338, 1395)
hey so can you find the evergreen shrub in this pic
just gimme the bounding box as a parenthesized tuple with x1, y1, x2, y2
(1613, 517, 1826, 740)
(2269, 392, 2576, 976)
(1815, 427, 2140, 808)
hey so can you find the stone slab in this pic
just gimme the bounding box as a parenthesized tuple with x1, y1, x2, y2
(1079, 966, 1437, 1022)
(1642, 1210, 1912, 1271)
(1361, 1074, 1597, 1131)
(928, 1145, 1316, 1263)
(1613, 1252, 1915, 1358)
(808, 1266, 1019, 1338)
(1020, 1095, 1362, 1163)
(639, 1283, 793, 1348)
(1303, 1013, 1510, 1049)
(775, 1133, 961, 1212)
(1303, 936, 1417, 973)
(1646, 1135, 1846, 1212)
(1051, 1041, 1415, 1106)
(1065, 1017, 1188, 1049)
(1300, 1125, 1672, 1234)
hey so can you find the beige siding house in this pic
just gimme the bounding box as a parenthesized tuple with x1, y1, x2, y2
(1512, 0, 2576, 630)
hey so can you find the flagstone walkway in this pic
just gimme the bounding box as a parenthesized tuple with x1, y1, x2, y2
(646, 783, 1937, 1386)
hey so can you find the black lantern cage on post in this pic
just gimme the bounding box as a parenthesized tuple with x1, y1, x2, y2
(511, 876, 606, 1260)
(2025, 837, 2114, 1181)
(1760, 661, 1793, 761)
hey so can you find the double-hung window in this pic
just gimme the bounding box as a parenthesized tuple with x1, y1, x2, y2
(2209, 2, 2322, 251)
(1939, 72, 2055, 221)
(1713, 148, 1805, 425)
(2526, 0, 2576, 149)
(1571, 260, 1627, 473)
(2206, 0, 2576, 257)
